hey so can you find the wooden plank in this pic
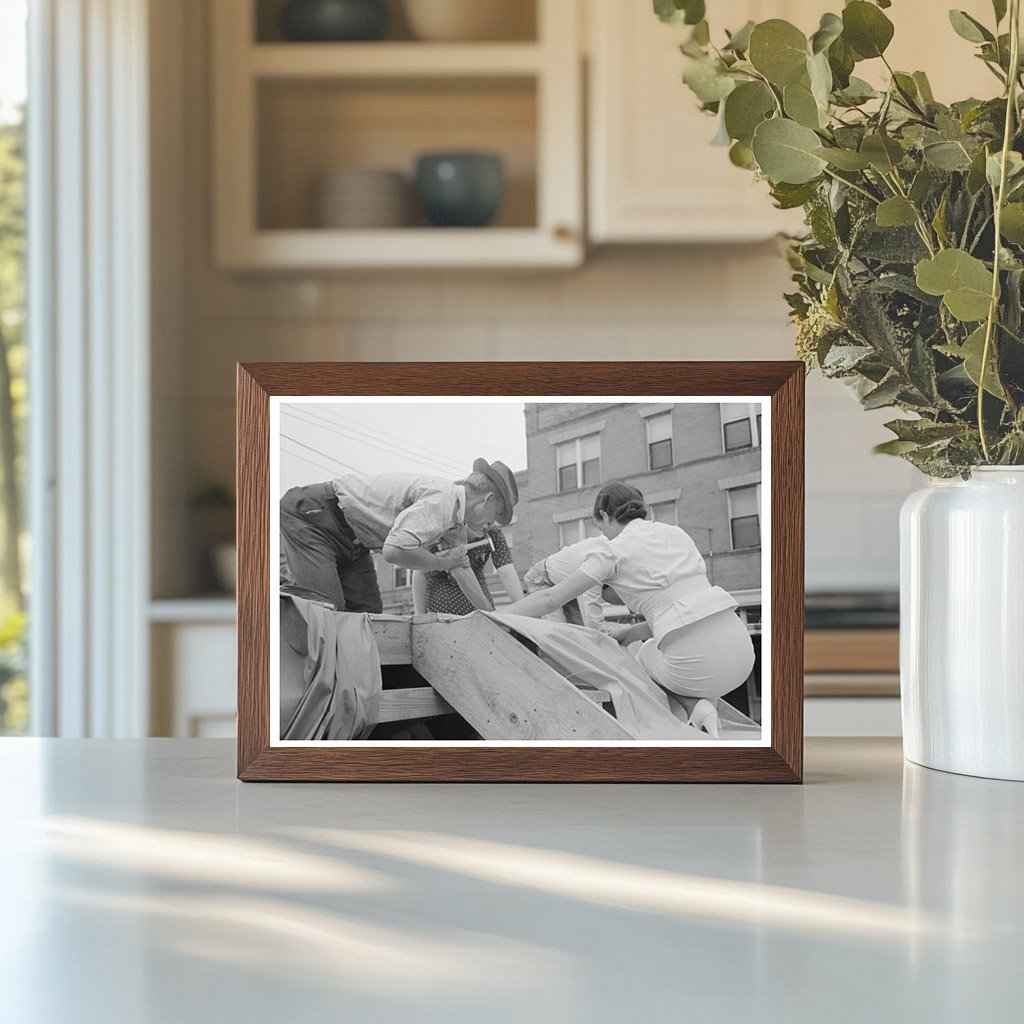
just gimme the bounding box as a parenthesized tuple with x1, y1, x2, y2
(370, 617, 412, 665)
(412, 617, 634, 741)
(378, 687, 454, 724)
(804, 629, 899, 674)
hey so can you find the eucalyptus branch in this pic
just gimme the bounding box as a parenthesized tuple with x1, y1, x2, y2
(822, 167, 881, 205)
(979, 0, 1021, 461)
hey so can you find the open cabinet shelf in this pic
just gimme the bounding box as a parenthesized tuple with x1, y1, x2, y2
(212, 0, 582, 269)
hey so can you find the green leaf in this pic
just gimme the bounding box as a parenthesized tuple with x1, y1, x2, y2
(810, 12, 843, 54)
(729, 140, 757, 169)
(748, 20, 809, 86)
(884, 418, 963, 443)
(827, 35, 855, 88)
(837, 76, 879, 104)
(913, 71, 935, 104)
(948, 10, 994, 44)
(915, 249, 994, 321)
(751, 118, 828, 184)
(909, 164, 933, 205)
(932, 190, 950, 247)
(876, 196, 918, 228)
(862, 374, 903, 409)
(842, 1, 895, 59)
(807, 51, 833, 109)
(967, 144, 991, 194)
(922, 140, 973, 171)
(770, 180, 820, 209)
(724, 20, 755, 53)
(653, 0, 705, 26)
(682, 57, 736, 104)
(723, 81, 775, 144)
(986, 150, 1024, 191)
(814, 146, 872, 170)
(860, 133, 904, 173)
(874, 439, 922, 455)
(939, 325, 1006, 398)
(784, 80, 824, 129)
(1000, 203, 1024, 244)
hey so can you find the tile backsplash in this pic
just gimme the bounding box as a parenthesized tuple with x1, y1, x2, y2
(179, 246, 917, 594)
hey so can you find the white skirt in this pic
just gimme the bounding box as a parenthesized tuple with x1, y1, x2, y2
(635, 608, 755, 700)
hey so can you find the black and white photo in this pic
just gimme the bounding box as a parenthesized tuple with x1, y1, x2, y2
(271, 397, 770, 746)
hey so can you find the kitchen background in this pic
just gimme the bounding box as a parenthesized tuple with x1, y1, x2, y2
(146, 0, 995, 738)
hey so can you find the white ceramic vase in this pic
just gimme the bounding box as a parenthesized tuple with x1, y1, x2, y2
(900, 467, 1024, 780)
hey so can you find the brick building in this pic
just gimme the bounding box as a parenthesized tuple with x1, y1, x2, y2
(509, 401, 763, 612)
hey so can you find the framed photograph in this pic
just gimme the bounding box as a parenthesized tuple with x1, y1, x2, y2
(237, 362, 804, 782)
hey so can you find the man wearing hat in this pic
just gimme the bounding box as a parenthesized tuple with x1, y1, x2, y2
(279, 458, 519, 615)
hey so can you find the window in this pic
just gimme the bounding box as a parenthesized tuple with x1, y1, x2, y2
(555, 434, 601, 492)
(393, 567, 410, 589)
(0, 3, 27, 735)
(729, 485, 761, 550)
(651, 500, 677, 525)
(558, 517, 600, 549)
(646, 412, 673, 470)
(722, 403, 760, 452)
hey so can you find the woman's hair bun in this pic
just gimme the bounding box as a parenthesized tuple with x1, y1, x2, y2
(613, 499, 648, 523)
(594, 481, 648, 523)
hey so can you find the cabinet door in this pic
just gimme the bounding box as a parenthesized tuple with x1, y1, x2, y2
(588, 0, 1001, 245)
(587, 0, 804, 242)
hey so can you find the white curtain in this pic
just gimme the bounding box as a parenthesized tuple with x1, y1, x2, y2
(28, 0, 150, 736)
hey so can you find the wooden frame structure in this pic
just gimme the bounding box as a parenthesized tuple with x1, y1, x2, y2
(237, 362, 804, 782)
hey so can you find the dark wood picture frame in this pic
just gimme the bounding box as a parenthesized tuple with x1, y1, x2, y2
(237, 362, 804, 782)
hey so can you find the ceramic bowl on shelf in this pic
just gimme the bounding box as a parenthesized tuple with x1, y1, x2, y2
(414, 152, 504, 227)
(280, 0, 388, 42)
(402, 0, 534, 42)
(315, 167, 408, 228)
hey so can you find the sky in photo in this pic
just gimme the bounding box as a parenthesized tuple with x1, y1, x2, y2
(279, 400, 528, 492)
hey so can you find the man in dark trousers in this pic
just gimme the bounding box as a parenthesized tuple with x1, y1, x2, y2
(279, 458, 519, 614)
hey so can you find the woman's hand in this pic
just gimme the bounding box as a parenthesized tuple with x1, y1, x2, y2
(604, 623, 634, 644)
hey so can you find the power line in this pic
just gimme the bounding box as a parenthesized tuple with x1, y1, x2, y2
(280, 432, 363, 475)
(283, 405, 461, 478)
(313, 404, 469, 473)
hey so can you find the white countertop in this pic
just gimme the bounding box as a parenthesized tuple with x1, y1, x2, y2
(1, 738, 1020, 1023)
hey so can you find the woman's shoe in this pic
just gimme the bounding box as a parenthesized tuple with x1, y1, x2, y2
(688, 698, 721, 738)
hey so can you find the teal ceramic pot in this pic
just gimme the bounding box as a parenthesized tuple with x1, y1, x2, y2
(415, 152, 505, 227)
(281, 0, 388, 41)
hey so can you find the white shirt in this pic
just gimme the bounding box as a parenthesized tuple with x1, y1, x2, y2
(578, 519, 737, 643)
(526, 537, 607, 631)
(332, 474, 467, 551)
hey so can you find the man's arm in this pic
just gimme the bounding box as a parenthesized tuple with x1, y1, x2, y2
(382, 543, 468, 572)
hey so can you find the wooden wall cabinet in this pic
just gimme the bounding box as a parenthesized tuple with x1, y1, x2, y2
(585, 0, 997, 244)
(211, 0, 583, 268)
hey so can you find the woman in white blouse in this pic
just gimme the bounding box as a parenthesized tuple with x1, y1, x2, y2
(504, 482, 755, 730)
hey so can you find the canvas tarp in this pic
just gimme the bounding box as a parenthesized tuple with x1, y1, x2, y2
(280, 599, 382, 741)
(486, 612, 761, 741)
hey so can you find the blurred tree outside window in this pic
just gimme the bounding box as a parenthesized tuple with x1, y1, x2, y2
(0, 0, 28, 734)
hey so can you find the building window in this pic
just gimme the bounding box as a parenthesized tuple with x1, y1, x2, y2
(729, 485, 761, 550)
(558, 517, 600, 549)
(646, 412, 673, 470)
(555, 434, 601, 492)
(722, 403, 760, 452)
(651, 500, 677, 525)
(393, 567, 411, 589)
